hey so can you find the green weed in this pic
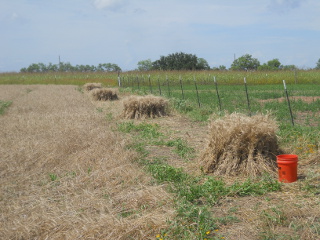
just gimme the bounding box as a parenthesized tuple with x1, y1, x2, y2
(105, 113, 113, 121)
(0, 100, 12, 115)
(49, 173, 58, 181)
(75, 86, 84, 93)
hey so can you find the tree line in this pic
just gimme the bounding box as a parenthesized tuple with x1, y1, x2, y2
(137, 52, 320, 71)
(20, 62, 121, 73)
(20, 52, 320, 73)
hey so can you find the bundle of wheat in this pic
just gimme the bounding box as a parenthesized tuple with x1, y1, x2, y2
(122, 95, 168, 119)
(200, 113, 280, 176)
(90, 88, 118, 101)
(83, 83, 102, 91)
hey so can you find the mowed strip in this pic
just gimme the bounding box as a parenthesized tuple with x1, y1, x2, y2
(0, 85, 174, 240)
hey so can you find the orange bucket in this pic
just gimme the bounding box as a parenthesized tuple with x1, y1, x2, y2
(277, 154, 298, 183)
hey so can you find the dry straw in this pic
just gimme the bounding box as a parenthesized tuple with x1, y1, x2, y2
(90, 88, 118, 101)
(200, 113, 281, 177)
(0, 85, 174, 239)
(122, 95, 169, 119)
(83, 82, 102, 91)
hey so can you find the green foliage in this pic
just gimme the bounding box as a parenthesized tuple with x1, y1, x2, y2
(117, 122, 163, 139)
(165, 200, 218, 239)
(137, 59, 153, 71)
(49, 173, 58, 181)
(197, 58, 211, 70)
(20, 62, 122, 73)
(152, 52, 210, 70)
(258, 58, 282, 71)
(97, 63, 121, 72)
(281, 64, 297, 70)
(172, 98, 193, 113)
(212, 65, 227, 71)
(0, 100, 12, 115)
(165, 138, 195, 159)
(315, 58, 320, 70)
(231, 54, 260, 70)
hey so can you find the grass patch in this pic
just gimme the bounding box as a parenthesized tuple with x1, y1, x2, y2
(119, 122, 281, 239)
(164, 138, 195, 159)
(117, 121, 163, 139)
(0, 100, 12, 115)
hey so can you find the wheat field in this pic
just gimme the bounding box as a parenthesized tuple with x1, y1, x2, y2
(0, 85, 174, 239)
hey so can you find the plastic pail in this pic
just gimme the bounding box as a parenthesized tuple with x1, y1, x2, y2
(277, 154, 298, 183)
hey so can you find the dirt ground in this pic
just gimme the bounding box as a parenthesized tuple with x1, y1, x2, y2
(259, 96, 320, 104)
(1, 85, 319, 239)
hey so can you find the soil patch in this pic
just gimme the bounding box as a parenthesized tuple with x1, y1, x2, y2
(259, 96, 320, 104)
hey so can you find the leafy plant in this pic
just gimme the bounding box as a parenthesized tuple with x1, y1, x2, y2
(49, 173, 58, 181)
(0, 100, 12, 115)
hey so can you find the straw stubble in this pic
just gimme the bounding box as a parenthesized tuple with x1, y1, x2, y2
(0, 85, 174, 239)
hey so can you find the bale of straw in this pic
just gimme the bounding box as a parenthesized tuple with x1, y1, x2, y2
(199, 113, 280, 177)
(122, 95, 169, 119)
(90, 88, 118, 101)
(83, 83, 102, 92)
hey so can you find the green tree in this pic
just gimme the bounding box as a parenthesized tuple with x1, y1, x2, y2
(98, 63, 122, 72)
(59, 62, 74, 72)
(196, 58, 210, 70)
(315, 59, 320, 69)
(25, 63, 41, 73)
(152, 52, 205, 70)
(137, 59, 153, 71)
(267, 58, 281, 69)
(281, 65, 297, 70)
(230, 54, 260, 71)
(258, 58, 281, 71)
(97, 63, 121, 72)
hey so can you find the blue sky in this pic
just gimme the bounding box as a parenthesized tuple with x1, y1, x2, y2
(1, 0, 319, 72)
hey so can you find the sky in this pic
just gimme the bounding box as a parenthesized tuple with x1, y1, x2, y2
(1, 0, 320, 72)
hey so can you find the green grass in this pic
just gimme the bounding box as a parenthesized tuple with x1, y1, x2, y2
(118, 121, 282, 239)
(128, 80, 320, 125)
(0, 72, 118, 86)
(163, 138, 195, 159)
(0, 100, 12, 115)
(117, 122, 163, 139)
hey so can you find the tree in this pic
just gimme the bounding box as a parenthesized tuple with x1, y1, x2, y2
(281, 65, 297, 70)
(137, 59, 153, 71)
(258, 58, 281, 71)
(267, 58, 281, 69)
(152, 52, 209, 71)
(59, 62, 74, 72)
(20, 62, 122, 73)
(26, 63, 41, 73)
(97, 63, 121, 72)
(230, 54, 260, 71)
(196, 58, 210, 70)
(315, 59, 320, 70)
(212, 65, 227, 71)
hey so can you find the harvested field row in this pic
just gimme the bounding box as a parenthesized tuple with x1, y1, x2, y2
(0, 85, 174, 240)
